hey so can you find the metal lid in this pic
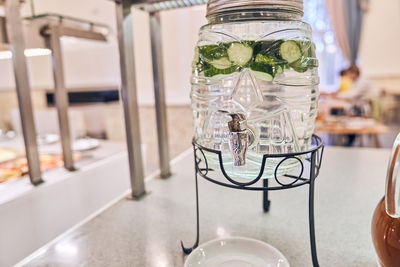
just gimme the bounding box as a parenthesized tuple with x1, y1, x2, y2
(206, 0, 303, 18)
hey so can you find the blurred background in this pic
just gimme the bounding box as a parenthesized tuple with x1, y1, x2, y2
(0, 0, 399, 190)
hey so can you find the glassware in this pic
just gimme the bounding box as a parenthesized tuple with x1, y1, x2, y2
(372, 133, 400, 267)
(190, 0, 319, 179)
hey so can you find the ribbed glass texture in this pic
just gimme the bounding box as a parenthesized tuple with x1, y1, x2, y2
(191, 9, 319, 179)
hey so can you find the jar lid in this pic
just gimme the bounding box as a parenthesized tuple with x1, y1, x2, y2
(206, 0, 303, 18)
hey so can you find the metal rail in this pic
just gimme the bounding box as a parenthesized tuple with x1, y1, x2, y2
(111, 0, 208, 189)
(115, 0, 146, 198)
(42, 25, 75, 171)
(149, 12, 171, 178)
(3, 0, 43, 185)
(113, 0, 208, 13)
(38, 16, 108, 171)
(137, 0, 207, 179)
(110, 0, 208, 196)
(2, 5, 110, 179)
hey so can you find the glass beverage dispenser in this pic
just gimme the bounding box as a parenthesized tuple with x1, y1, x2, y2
(191, 0, 319, 178)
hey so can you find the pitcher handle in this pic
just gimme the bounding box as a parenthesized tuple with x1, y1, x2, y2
(386, 133, 400, 218)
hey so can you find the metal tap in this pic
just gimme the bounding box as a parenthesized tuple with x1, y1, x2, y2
(226, 113, 255, 166)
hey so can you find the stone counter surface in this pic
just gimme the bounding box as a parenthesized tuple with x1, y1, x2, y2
(21, 147, 388, 267)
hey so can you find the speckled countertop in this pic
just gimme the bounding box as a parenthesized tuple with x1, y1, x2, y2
(21, 146, 388, 267)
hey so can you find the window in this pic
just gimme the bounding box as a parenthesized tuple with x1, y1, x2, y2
(304, 0, 348, 92)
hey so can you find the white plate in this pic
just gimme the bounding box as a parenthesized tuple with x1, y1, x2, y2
(184, 237, 290, 267)
(72, 138, 100, 152)
(37, 134, 59, 145)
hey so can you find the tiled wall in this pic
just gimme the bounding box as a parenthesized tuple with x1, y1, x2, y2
(0, 90, 47, 130)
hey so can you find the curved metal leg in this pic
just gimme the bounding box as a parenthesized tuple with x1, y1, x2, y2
(183, 137, 324, 263)
(181, 149, 200, 254)
(263, 179, 271, 212)
(309, 152, 319, 267)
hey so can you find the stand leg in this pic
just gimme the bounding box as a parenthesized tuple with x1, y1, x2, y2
(309, 152, 320, 267)
(263, 179, 271, 212)
(181, 149, 200, 254)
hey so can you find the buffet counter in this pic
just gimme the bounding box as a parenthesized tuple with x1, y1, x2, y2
(19, 146, 387, 267)
(0, 137, 126, 203)
(0, 138, 132, 266)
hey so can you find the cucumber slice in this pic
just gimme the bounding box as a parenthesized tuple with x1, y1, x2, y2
(196, 40, 317, 77)
(295, 41, 318, 70)
(252, 71, 273, 82)
(250, 62, 274, 81)
(194, 63, 204, 74)
(292, 65, 308, 73)
(257, 40, 285, 61)
(199, 44, 228, 63)
(203, 63, 238, 77)
(211, 57, 232, 69)
(280, 40, 302, 64)
(192, 47, 200, 69)
(297, 40, 316, 58)
(309, 42, 316, 58)
(227, 42, 253, 66)
(290, 59, 308, 73)
(253, 40, 274, 56)
(275, 65, 283, 75)
(255, 53, 285, 66)
(210, 74, 232, 80)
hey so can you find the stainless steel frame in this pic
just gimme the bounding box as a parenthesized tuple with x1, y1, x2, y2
(116, 0, 208, 13)
(37, 15, 109, 171)
(3, 0, 43, 185)
(1, 6, 111, 181)
(112, 0, 207, 196)
(149, 12, 171, 178)
(43, 25, 75, 171)
(115, 1, 146, 198)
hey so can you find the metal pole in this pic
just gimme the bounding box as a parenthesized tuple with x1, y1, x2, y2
(44, 25, 75, 171)
(4, 0, 43, 185)
(149, 12, 171, 178)
(115, 0, 145, 198)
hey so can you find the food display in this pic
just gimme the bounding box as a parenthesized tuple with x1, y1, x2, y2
(0, 135, 91, 183)
(0, 148, 19, 163)
(0, 154, 78, 183)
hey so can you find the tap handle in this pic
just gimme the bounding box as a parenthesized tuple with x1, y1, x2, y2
(228, 113, 247, 132)
(221, 111, 257, 166)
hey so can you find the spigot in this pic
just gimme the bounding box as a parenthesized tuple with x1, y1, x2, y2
(226, 113, 255, 166)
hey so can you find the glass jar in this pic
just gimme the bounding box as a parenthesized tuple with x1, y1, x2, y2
(190, 0, 319, 179)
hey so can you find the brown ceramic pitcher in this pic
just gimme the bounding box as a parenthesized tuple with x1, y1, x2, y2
(372, 133, 400, 267)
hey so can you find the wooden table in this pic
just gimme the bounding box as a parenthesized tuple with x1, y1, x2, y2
(316, 117, 389, 147)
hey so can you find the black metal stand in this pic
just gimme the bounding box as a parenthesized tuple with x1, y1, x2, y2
(181, 135, 324, 267)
